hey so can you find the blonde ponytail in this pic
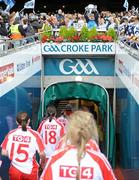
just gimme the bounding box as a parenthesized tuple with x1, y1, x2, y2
(65, 110, 99, 180)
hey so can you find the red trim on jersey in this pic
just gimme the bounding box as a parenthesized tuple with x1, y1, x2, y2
(55, 137, 64, 150)
(40, 162, 53, 180)
(28, 128, 45, 153)
(55, 119, 65, 137)
(55, 119, 64, 128)
(32, 155, 39, 169)
(37, 120, 46, 133)
(87, 150, 116, 180)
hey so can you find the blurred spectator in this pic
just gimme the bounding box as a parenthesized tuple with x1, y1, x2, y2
(77, 14, 86, 29)
(29, 13, 43, 33)
(66, 14, 74, 28)
(118, 17, 129, 36)
(133, 15, 139, 36)
(49, 15, 58, 29)
(98, 17, 107, 30)
(38, 15, 51, 32)
(106, 17, 116, 30)
(86, 13, 97, 29)
(56, 9, 65, 27)
(10, 17, 26, 40)
(21, 17, 35, 37)
(0, 15, 9, 37)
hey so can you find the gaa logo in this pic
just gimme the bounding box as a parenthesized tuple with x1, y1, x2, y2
(59, 59, 99, 75)
(59, 165, 94, 179)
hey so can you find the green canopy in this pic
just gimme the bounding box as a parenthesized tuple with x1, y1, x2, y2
(37, 81, 115, 166)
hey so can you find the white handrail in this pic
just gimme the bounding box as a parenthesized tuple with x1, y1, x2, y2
(0, 33, 41, 56)
(118, 40, 139, 60)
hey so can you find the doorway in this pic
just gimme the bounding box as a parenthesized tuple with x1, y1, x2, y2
(37, 81, 115, 166)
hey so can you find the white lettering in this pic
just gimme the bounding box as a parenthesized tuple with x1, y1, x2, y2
(60, 166, 70, 177)
(69, 167, 77, 177)
(43, 43, 114, 54)
(59, 59, 99, 75)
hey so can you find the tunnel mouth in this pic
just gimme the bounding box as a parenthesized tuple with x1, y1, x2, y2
(37, 81, 115, 166)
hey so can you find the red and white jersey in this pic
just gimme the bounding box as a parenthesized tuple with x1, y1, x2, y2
(56, 137, 100, 152)
(37, 117, 65, 158)
(86, 139, 100, 152)
(1, 126, 45, 174)
(40, 146, 116, 180)
(57, 115, 68, 127)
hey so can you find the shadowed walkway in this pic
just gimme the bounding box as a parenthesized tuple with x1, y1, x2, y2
(114, 168, 139, 180)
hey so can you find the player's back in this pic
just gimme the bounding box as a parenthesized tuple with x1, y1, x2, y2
(37, 117, 65, 158)
(40, 146, 116, 180)
(1, 126, 43, 174)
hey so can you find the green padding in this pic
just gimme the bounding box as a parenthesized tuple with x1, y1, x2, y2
(37, 81, 115, 166)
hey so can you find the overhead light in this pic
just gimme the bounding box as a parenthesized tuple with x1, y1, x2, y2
(75, 76, 82, 81)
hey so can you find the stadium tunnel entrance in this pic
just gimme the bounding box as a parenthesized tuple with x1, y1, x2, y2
(37, 81, 115, 166)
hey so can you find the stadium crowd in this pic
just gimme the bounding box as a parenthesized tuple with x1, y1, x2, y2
(0, 6, 139, 49)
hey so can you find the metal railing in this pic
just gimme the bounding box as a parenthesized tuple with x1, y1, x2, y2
(0, 30, 138, 60)
(0, 33, 41, 56)
(0, 28, 108, 56)
(118, 37, 139, 60)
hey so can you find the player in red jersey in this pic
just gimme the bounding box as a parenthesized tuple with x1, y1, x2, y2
(37, 105, 65, 163)
(40, 111, 116, 180)
(1, 112, 45, 180)
(57, 104, 73, 129)
(57, 111, 68, 128)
